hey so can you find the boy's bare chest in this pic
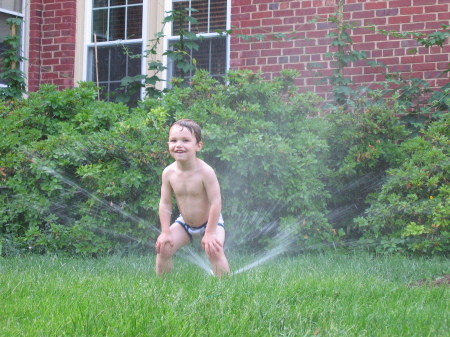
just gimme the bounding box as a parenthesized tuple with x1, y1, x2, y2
(170, 173, 204, 197)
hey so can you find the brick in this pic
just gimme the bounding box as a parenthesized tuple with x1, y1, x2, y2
(246, 57, 256, 65)
(252, 11, 272, 19)
(42, 10, 55, 19)
(241, 5, 257, 13)
(401, 55, 424, 63)
(402, 22, 426, 31)
(388, 0, 412, 7)
(412, 14, 437, 22)
(273, 9, 295, 17)
(426, 21, 448, 29)
(437, 62, 450, 70)
(400, 7, 424, 15)
(365, 33, 388, 42)
(413, 0, 437, 5)
(305, 46, 328, 54)
(261, 18, 282, 26)
(351, 74, 376, 82)
(239, 19, 261, 28)
(438, 11, 450, 20)
(261, 64, 283, 72)
(251, 41, 272, 50)
(352, 10, 375, 19)
(344, 3, 363, 11)
(376, 8, 399, 17)
(284, 16, 306, 24)
(317, 6, 335, 14)
(232, 13, 251, 21)
(388, 16, 411, 24)
(257, 57, 267, 65)
(295, 8, 317, 16)
(364, 17, 387, 25)
(401, 39, 420, 48)
(54, 36, 76, 44)
(412, 63, 436, 71)
(261, 49, 281, 56)
(44, 3, 62, 11)
(365, 1, 388, 10)
(282, 48, 304, 55)
(241, 50, 260, 58)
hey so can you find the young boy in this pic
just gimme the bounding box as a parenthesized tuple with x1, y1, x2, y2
(155, 119, 230, 277)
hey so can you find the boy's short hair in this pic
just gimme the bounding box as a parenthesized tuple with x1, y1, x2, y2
(171, 119, 202, 144)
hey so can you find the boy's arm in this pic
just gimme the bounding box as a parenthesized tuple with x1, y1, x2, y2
(202, 167, 223, 253)
(156, 169, 173, 253)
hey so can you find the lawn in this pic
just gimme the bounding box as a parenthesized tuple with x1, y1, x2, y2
(1, 252, 448, 336)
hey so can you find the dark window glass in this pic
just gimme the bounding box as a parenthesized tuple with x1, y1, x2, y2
(109, 7, 125, 40)
(169, 1, 227, 84)
(170, 36, 226, 79)
(89, 43, 141, 102)
(92, 9, 108, 42)
(93, 0, 108, 8)
(127, 5, 143, 39)
(172, 0, 227, 35)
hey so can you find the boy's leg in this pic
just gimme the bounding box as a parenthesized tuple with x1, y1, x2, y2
(205, 226, 230, 277)
(155, 223, 190, 275)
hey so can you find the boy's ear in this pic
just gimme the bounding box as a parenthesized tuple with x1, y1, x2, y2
(196, 141, 203, 151)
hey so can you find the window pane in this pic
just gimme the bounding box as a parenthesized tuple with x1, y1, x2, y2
(169, 36, 226, 79)
(172, 1, 189, 36)
(92, 9, 108, 42)
(93, 0, 108, 8)
(172, 0, 226, 35)
(193, 37, 226, 75)
(109, 7, 125, 40)
(127, 5, 142, 39)
(210, 1, 226, 32)
(110, 0, 126, 6)
(0, 12, 12, 38)
(210, 37, 226, 75)
(0, 0, 22, 12)
(191, 0, 208, 33)
(128, 0, 143, 4)
(89, 43, 142, 102)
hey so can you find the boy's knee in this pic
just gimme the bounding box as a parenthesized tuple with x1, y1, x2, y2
(206, 248, 224, 261)
(157, 248, 176, 260)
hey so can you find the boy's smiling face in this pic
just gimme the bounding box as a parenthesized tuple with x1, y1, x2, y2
(168, 125, 202, 161)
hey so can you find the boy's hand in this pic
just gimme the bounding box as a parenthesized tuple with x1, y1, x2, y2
(156, 232, 174, 254)
(202, 232, 223, 254)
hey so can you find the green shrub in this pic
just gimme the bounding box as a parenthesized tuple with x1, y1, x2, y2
(355, 113, 450, 254)
(1, 83, 165, 255)
(2, 71, 337, 255)
(323, 92, 410, 234)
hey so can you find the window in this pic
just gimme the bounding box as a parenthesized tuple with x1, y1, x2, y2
(166, 0, 228, 85)
(0, 0, 24, 87)
(87, 0, 145, 102)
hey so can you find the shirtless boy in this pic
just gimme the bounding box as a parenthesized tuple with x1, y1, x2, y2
(155, 119, 230, 277)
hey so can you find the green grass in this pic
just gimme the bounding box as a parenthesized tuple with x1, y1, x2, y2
(0, 252, 449, 336)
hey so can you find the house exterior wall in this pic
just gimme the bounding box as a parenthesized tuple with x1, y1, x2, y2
(28, 0, 77, 92)
(230, 0, 450, 100)
(25, 0, 450, 98)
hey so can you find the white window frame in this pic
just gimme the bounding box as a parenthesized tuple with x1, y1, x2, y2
(162, 0, 230, 89)
(83, 0, 148, 100)
(0, 0, 25, 88)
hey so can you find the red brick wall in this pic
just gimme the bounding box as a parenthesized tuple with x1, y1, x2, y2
(230, 0, 450, 100)
(28, 0, 77, 92)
